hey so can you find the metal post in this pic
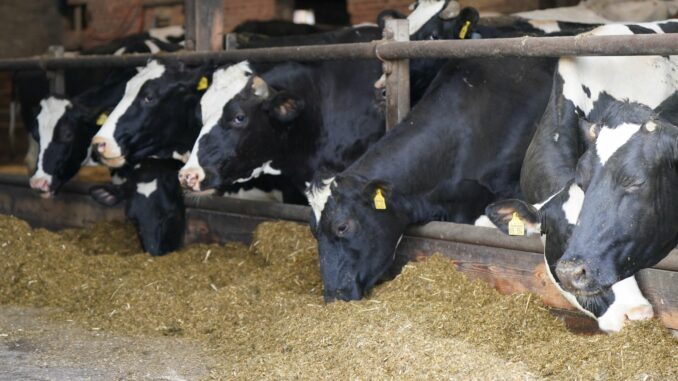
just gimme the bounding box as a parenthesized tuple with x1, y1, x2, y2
(225, 33, 238, 51)
(184, 0, 224, 52)
(47, 46, 65, 94)
(383, 19, 410, 130)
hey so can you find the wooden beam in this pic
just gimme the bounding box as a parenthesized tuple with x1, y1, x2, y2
(184, 0, 223, 52)
(383, 19, 410, 130)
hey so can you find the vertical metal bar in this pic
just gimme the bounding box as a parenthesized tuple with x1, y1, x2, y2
(47, 45, 65, 94)
(186, 0, 224, 52)
(383, 19, 410, 130)
(225, 33, 238, 51)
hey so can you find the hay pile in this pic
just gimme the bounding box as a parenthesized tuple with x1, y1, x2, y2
(0, 214, 675, 380)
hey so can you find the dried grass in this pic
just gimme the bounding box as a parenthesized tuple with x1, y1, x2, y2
(0, 215, 675, 380)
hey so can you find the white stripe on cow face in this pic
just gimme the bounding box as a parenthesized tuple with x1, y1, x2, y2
(558, 24, 678, 116)
(136, 179, 158, 197)
(94, 60, 166, 155)
(32, 97, 72, 183)
(407, 0, 445, 35)
(561, 182, 585, 225)
(182, 61, 253, 181)
(595, 123, 641, 166)
(305, 177, 336, 223)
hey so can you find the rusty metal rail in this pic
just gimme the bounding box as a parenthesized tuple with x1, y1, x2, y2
(0, 33, 676, 70)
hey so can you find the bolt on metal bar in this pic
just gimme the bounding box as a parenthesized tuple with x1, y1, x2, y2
(0, 33, 675, 71)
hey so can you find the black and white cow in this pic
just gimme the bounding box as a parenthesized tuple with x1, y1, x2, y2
(89, 158, 185, 256)
(178, 57, 385, 194)
(307, 56, 557, 302)
(91, 59, 210, 168)
(484, 20, 678, 332)
(28, 69, 137, 196)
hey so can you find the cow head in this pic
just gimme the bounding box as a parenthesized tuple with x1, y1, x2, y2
(307, 175, 408, 302)
(29, 96, 99, 197)
(558, 102, 678, 294)
(90, 158, 185, 255)
(179, 62, 303, 191)
(486, 101, 676, 331)
(406, 0, 479, 41)
(91, 59, 205, 168)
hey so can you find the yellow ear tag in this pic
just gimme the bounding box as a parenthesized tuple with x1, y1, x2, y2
(459, 20, 472, 40)
(197, 76, 209, 91)
(508, 212, 525, 236)
(374, 188, 387, 210)
(95, 113, 108, 126)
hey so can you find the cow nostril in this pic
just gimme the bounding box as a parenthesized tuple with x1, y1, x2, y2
(95, 142, 106, 153)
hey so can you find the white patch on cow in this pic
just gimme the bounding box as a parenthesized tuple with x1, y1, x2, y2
(528, 19, 561, 34)
(561, 182, 585, 225)
(553, 133, 560, 142)
(148, 25, 185, 43)
(306, 177, 336, 222)
(222, 188, 283, 203)
(234, 161, 282, 183)
(183, 62, 253, 177)
(172, 151, 190, 163)
(32, 97, 72, 184)
(407, 0, 445, 35)
(597, 276, 653, 333)
(113, 46, 127, 56)
(514, 5, 610, 24)
(595, 123, 641, 166)
(111, 173, 127, 185)
(94, 60, 166, 152)
(144, 40, 160, 54)
(473, 215, 497, 229)
(559, 24, 678, 116)
(136, 179, 158, 198)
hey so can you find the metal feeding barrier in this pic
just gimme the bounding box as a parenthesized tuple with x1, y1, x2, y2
(0, 0, 677, 331)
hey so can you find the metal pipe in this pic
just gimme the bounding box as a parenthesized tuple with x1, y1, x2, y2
(0, 33, 677, 70)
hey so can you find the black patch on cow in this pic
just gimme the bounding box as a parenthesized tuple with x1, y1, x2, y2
(581, 84, 591, 98)
(658, 21, 678, 34)
(627, 25, 656, 34)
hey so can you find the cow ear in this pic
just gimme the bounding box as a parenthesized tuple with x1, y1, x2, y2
(377, 9, 406, 30)
(252, 76, 270, 99)
(89, 184, 126, 207)
(451, 7, 479, 39)
(485, 199, 541, 236)
(267, 92, 304, 123)
(362, 179, 393, 211)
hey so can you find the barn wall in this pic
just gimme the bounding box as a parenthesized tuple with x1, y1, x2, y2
(224, 0, 279, 32)
(0, 0, 63, 59)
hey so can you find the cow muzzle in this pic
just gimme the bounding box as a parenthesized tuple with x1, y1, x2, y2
(555, 259, 598, 294)
(29, 176, 53, 198)
(91, 136, 125, 168)
(178, 167, 206, 192)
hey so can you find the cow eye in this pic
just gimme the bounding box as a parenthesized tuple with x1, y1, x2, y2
(231, 113, 248, 128)
(333, 219, 356, 237)
(143, 94, 155, 104)
(59, 127, 74, 143)
(624, 180, 645, 194)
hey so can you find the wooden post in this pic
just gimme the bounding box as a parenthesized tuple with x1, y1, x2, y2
(383, 19, 410, 130)
(184, 0, 224, 51)
(47, 45, 65, 94)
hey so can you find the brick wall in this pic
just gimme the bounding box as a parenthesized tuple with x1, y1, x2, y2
(224, 0, 279, 32)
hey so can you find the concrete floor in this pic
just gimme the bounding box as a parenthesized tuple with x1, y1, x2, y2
(0, 306, 216, 381)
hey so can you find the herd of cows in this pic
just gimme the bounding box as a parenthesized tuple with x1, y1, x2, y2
(14, 0, 678, 333)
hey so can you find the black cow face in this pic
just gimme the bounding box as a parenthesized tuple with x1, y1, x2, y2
(29, 97, 99, 197)
(179, 62, 304, 192)
(90, 158, 185, 256)
(560, 104, 678, 294)
(308, 175, 408, 302)
(92, 60, 205, 168)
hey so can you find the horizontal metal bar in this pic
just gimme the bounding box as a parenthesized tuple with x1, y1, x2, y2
(0, 33, 677, 71)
